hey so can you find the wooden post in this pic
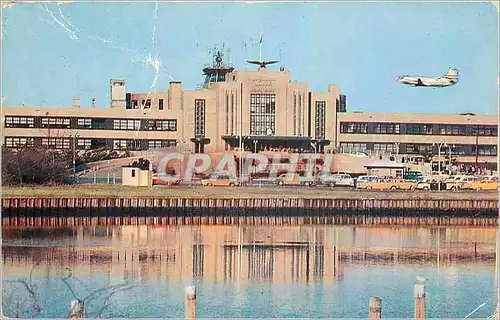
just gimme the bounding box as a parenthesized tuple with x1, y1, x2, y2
(414, 282, 426, 319)
(185, 285, 196, 319)
(369, 296, 382, 319)
(69, 300, 84, 318)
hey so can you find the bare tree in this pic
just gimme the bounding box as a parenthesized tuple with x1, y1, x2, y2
(61, 268, 135, 318)
(2, 264, 136, 318)
(2, 261, 42, 318)
(2, 145, 72, 185)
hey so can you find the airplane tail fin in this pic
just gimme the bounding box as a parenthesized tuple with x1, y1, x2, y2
(444, 68, 459, 82)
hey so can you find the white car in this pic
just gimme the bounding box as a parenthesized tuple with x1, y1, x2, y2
(319, 174, 355, 187)
(415, 178, 438, 190)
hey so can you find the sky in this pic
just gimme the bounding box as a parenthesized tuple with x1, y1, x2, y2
(1, 1, 499, 115)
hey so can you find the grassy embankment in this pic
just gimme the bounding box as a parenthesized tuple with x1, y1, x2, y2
(1, 184, 497, 200)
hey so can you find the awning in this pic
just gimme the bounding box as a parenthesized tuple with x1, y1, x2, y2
(221, 135, 330, 149)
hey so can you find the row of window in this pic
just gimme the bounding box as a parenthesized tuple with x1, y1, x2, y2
(5, 116, 35, 128)
(5, 116, 178, 131)
(340, 122, 498, 136)
(340, 142, 498, 156)
(147, 119, 177, 131)
(128, 99, 165, 110)
(373, 143, 399, 153)
(4, 137, 34, 147)
(112, 139, 176, 150)
(41, 117, 71, 129)
(113, 119, 140, 130)
(77, 118, 106, 129)
(4, 137, 178, 150)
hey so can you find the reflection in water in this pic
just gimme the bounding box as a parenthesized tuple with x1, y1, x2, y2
(2, 225, 497, 318)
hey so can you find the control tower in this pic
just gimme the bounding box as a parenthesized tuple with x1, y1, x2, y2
(202, 46, 234, 88)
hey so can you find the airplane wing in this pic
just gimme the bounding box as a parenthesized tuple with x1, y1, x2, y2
(247, 60, 262, 65)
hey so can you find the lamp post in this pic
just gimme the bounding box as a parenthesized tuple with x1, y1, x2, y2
(448, 144, 455, 173)
(253, 139, 258, 153)
(238, 136, 250, 181)
(395, 142, 400, 157)
(433, 142, 447, 191)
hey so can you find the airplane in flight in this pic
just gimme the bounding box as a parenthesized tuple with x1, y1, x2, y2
(396, 68, 459, 87)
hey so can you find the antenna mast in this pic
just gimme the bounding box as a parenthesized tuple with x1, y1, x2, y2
(259, 31, 263, 62)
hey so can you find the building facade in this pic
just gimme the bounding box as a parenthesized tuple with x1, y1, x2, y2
(337, 112, 498, 167)
(1, 53, 498, 166)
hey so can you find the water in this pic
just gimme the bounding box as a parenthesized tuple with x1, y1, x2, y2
(2, 225, 497, 318)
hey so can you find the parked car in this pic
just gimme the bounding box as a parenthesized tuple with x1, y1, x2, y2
(276, 173, 315, 186)
(415, 178, 446, 191)
(403, 171, 424, 182)
(462, 176, 498, 191)
(153, 177, 182, 186)
(357, 178, 416, 190)
(355, 175, 379, 189)
(201, 173, 240, 187)
(446, 175, 479, 190)
(318, 173, 355, 187)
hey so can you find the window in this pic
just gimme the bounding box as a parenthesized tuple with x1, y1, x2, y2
(405, 144, 433, 155)
(451, 145, 469, 155)
(159, 99, 164, 110)
(315, 101, 326, 139)
(77, 118, 106, 129)
(91, 119, 106, 130)
(41, 117, 71, 129)
(472, 125, 498, 137)
(131, 100, 138, 108)
(41, 138, 70, 149)
(146, 119, 177, 131)
(77, 118, 92, 129)
(131, 169, 136, 178)
(5, 116, 35, 128)
(405, 124, 433, 135)
(143, 99, 151, 108)
(5, 137, 34, 147)
(438, 125, 466, 135)
(338, 94, 347, 112)
(374, 123, 400, 134)
(91, 138, 106, 149)
(113, 119, 140, 130)
(340, 122, 368, 134)
(77, 139, 92, 150)
(478, 145, 497, 156)
(250, 94, 276, 136)
(340, 142, 367, 153)
(113, 139, 141, 150)
(148, 140, 177, 149)
(195, 99, 206, 137)
(373, 143, 398, 153)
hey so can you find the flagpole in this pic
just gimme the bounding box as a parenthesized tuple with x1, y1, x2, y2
(259, 32, 263, 62)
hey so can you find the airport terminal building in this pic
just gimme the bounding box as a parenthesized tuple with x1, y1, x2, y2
(2, 52, 498, 168)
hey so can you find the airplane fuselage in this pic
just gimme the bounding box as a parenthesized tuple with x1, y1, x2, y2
(397, 76, 457, 87)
